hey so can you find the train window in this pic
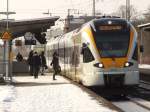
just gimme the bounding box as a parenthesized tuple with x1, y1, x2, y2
(81, 44, 94, 63)
(92, 27, 130, 57)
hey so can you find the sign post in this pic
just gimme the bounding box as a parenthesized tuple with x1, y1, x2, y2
(1, 31, 12, 82)
(0, 0, 15, 83)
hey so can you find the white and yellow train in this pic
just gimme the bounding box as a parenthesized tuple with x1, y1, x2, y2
(47, 18, 139, 87)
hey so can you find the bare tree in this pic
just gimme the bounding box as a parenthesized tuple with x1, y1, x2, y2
(117, 5, 126, 18)
(143, 5, 150, 23)
(116, 5, 137, 20)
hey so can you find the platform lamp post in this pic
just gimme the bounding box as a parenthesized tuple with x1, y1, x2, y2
(0, 0, 16, 82)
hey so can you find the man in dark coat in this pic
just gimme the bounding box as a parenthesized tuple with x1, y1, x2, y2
(40, 51, 47, 75)
(32, 52, 41, 78)
(50, 51, 60, 80)
(27, 50, 34, 75)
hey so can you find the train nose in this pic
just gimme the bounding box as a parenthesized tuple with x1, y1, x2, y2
(104, 74, 125, 87)
(100, 58, 127, 68)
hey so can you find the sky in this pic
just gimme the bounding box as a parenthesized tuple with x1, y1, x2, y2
(0, 0, 150, 20)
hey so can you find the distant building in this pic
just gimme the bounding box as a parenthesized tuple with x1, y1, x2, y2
(138, 23, 150, 64)
(65, 15, 96, 32)
(47, 16, 97, 41)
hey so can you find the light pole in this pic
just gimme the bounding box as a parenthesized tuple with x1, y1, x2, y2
(5, 0, 10, 82)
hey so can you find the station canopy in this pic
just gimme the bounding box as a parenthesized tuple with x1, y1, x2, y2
(0, 17, 59, 43)
(138, 23, 150, 31)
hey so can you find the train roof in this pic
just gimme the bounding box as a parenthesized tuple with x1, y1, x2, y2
(50, 18, 129, 42)
(91, 18, 128, 25)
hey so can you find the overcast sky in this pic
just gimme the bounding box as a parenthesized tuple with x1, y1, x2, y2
(0, 0, 150, 20)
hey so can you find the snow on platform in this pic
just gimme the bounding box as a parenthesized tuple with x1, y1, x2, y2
(139, 64, 150, 69)
(0, 74, 120, 112)
(139, 64, 150, 74)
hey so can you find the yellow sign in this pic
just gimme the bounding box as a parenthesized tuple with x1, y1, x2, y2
(1, 31, 11, 40)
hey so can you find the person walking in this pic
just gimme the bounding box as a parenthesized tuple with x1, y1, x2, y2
(50, 51, 60, 80)
(40, 51, 47, 75)
(27, 50, 34, 76)
(32, 52, 41, 79)
(16, 52, 23, 62)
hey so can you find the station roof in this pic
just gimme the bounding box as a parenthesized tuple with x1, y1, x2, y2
(138, 23, 150, 31)
(0, 16, 59, 39)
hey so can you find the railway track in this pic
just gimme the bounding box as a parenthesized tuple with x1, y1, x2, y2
(111, 82, 150, 112)
(66, 75, 150, 112)
(139, 80, 150, 90)
(112, 96, 150, 112)
(87, 81, 150, 112)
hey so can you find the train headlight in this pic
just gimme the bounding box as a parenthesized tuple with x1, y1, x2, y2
(99, 63, 103, 68)
(94, 63, 104, 68)
(108, 21, 112, 24)
(124, 62, 133, 67)
(125, 62, 130, 67)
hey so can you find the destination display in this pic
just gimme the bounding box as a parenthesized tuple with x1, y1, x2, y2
(99, 25, 122, 31)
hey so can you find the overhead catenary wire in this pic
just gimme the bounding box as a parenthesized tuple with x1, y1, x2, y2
(11, 1, 94, 16)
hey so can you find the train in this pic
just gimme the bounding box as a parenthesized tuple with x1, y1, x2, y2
(46, 17, 139, 88)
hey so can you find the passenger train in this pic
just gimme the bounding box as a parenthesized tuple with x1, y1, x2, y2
(47, 18, 139, 88)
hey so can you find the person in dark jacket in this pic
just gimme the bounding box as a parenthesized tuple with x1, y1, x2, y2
(50, 51, 60, 80)
(16, 52, 23, 62)
(32, 51, 41, 78)
(40, 51, 47, 75)
(27, 50, 34, 76)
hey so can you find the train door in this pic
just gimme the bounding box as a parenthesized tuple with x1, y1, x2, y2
(68, 34, 74, 79)
(60, 36, 67, 76)
(63, 34, 70, 77)
(72, 45, 80, 81)
(63, 39, 66, 75)
(68, 37, 75, 80)
(73, 31, 82, 82)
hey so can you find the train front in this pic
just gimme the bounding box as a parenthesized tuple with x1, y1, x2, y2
(82, 18, 139, 87)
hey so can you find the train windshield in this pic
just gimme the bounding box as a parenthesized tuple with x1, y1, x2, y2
(93, 24, 130, 58)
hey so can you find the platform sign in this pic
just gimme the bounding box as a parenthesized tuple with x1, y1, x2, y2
(25, 40, 36, 45)
(24, 32, 33, 40)
(1, 31, 11, 40)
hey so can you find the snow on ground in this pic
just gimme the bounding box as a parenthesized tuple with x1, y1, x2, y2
(129, 97, 150, 109)
(0, 75, 118, 112)
(0, 85, 16, 112)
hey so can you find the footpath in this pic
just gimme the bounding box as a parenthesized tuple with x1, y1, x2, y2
(0, 73, 121, 112)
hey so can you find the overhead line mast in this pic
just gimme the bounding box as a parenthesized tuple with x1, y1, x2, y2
(92, 0, 104, 17)
(93, 0, 95, 17)
(126, 0, 130, 21)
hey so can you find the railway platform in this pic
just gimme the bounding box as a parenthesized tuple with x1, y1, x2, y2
(139, 64, 150, 74)
(0, 73, 122, 112)
(139, 64, 150, 82)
